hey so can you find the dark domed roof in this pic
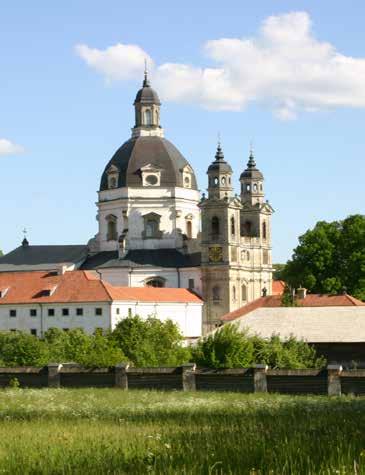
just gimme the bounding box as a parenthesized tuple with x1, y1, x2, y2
(100, 136, 198, 191)
(207, 144, 233, 174)
(240, 151, 264, 180)
(134, 74, 161, 105)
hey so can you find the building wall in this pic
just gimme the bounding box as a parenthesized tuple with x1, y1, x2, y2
(0, 300, 203, 339)
(97, 186, 200, 252)
(111, 301, 202, 338)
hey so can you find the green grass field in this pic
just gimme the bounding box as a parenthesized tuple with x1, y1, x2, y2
(0, 389, 364, 474)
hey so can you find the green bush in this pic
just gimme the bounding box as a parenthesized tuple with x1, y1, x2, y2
(192, 324, 326, 369)
(0, 331, 48, 366)
(111, 315, 191, 367)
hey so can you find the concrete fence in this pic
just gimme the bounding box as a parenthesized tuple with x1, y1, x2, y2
(0, 363, 364, 396)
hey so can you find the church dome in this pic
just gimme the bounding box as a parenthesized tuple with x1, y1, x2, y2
(99, 136, 198, 191)
(134, 73, 161, 105)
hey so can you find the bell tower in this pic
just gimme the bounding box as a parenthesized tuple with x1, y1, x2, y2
(200, 143, 242, 332)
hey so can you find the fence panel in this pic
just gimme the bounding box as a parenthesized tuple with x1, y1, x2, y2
(196, 369, 254, 392)
(267, 370, 327, 395)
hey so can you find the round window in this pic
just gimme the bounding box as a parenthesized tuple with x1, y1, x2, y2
(146, 175, 158, 185)
(184, 176, 190, 185)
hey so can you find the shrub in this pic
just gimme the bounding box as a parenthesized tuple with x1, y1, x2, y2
(192, 324, 326, 369)
(0, 331, 48, 366)
(112, 315, 191, 367)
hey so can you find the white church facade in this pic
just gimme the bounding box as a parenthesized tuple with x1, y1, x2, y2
(0, 72, 274, 333)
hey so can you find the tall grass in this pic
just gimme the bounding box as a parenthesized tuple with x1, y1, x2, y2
(0, 389, 364, 474)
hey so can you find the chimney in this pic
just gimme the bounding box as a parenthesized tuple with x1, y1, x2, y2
(297, 287, 307, 299)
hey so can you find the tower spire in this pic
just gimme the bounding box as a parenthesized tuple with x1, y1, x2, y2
(143, 59, 150, 87)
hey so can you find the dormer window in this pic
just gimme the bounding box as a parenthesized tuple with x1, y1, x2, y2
(106, 165, 119, 190)
(182, 165, 193, 189)
(141, 164, 161, 187)
(0, 287, 9, 299)
(144, 108, 152, 126)
(42, 285, 57, 297)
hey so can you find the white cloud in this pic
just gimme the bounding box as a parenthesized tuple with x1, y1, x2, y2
(76, 11, 365, 119)
(0, 139, 25, 156)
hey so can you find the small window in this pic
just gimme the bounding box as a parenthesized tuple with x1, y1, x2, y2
(246, 184, 251, 192)
(213, 177, 219, 186)
(30, 329, 37, 336)
(231, 216, 235, 236)
(211, 216, 220, 236)
(188, 279, 195, 289)
(95, 308, 103, 316)
(253, 184, 258, 192)
(109, 177, 117, 189)
(145, 174, 158, 185)
(9, 310, 16, 318)
(116, 308, 120, 315)
(30, 309, 37, 317)
(48, 309, 55, 317)
(232, 286, 236, 301)
(246, 251, 250, 261)
(262, 222, 267, 240)
(144, 109, 152, 125)
(184, 176, 190, 186)
(128, 308, 133, 317)
(145, 278, 165, 288)
(107, 219, 118, 241)
(242, 284, 247, 302)
(76, 308, 83, 316)
(221, 176, 226, 185)
(186, 220, 192, 239)
(62, 308, 69, 316)
(212, 286, 220, 301)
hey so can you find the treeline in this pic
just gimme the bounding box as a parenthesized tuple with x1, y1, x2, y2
(0, 316, 325, 369)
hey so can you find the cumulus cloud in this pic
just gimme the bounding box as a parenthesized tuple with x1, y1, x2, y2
(76, 11, 365, 119)
(0, 139, 25, 156)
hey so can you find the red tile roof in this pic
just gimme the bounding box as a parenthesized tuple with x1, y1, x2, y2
(272, 280, 285, 295)
(0, 271, 203, 304)
(221, 293, 365, 322)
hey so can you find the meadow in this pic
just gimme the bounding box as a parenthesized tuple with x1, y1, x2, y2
(0, 389, 364, 474)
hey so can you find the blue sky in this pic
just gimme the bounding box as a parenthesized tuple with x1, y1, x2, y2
(1, 1, 365, 262)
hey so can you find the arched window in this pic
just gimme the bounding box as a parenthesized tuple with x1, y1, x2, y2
(246, 251, 250, 261)
(212, 286, 220, 301)
(213, 177, 219, 186)
(144, 109, 152, 125)
(232, 286, 236, 301)
(221, 176, 226, 185)
(186, 220, 192, 239)
(145, 277, 165, 288)
(246, 184, 251, 192)
(253, 183, 258, 192)
(231, 216, 235, 237)
(211, 216, 220, 236)
(262, 222, 267, 240)
(106, 215, 118, 241)
(244, 221, 252, 236)
(241, 284, 247, 302)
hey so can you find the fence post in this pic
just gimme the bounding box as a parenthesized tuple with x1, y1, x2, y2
(48, 363, 62, 388)
(115, 363, 129, 389)
(327, 364, 342, 396)
(182, 363, 196, 391)
(253, 364, 268, 393)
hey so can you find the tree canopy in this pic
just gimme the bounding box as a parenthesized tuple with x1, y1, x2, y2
(282, 214, 365, 300)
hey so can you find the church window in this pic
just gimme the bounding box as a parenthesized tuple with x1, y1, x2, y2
(232, 286, 236, 301)
(214, 177, 219, 186)
(145, 174, 158, 185)
(186, 220, 192, 239)
(211, 216, 220, 236)
(212, 286, 221, 301)
(109, 177, 117, 189)
(262, 222, 267, 240)
(260, 184, 263, 191)
(144, 109, 152, 125)
(246, 251, 250, 261)
(188, 278, 195, 289)
(241, 284, 247, 302)
(244, 221, 252, 236)
(231, 216, 235, 236)
(221, 176, 226, 185)
(253, 183, 258, 192)
(184, 176, 191, 187)
(145, 277, 165, 288)
(106, 215, 118, 241)
(143, 213, 161, 239)
(246, 184, 251, 192)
